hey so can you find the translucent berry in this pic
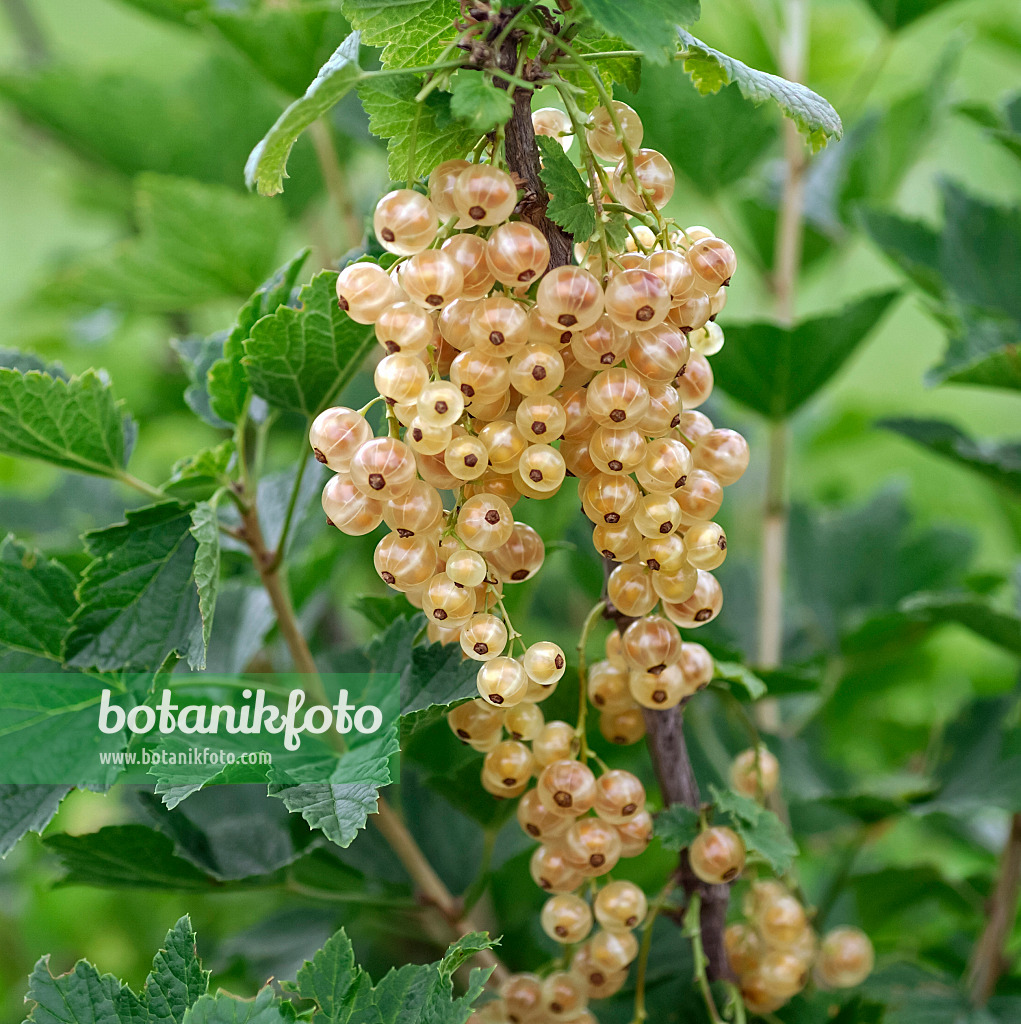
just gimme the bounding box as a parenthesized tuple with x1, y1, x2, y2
(616, 807, 653, 855)
(375, 301, 435, 355)
(692, 428, 749, 486)
(648, 249, 696, 304)
(594, 879, 648, 930)
(816, 927, 874, 988)
(504, 701, 544, 741)
(335, 262, 399, 324)
(725, 923, 764, 976)
(407, 417, 451, 456)
(604, 269, 670, 331)
(441, 233, 496, 299)
(500, 974, 543, 1023)
(607, 562, 657, 617)
(517, 443, 566, 494)
(444, 434, 489, 481)
(589, 928, 639, 972)
(489, 522, 545, 582)
(517, 787, 571, 840)
(374, 352, 428, 405)
(572, 945, 629, 998)
(683, 520, 728, 570)
(537, 758, 597, 816)
(350, 437, 417, 499)
(437, 297, 481, 351)
(470, 296, 530, 355)
(678, 641, 714, 693)
(309, 407, 372, 471)
(536, 265, 604, 330)
(662, 570, 722, 628)
(533, 720, 581, 767)
(373, 532, 437, 590)
(640, 533, 688, 574)
(626, 323, 690, 383)
(675, 351, 714, 408)
(522, 641, 566, 685)
(542, 972, 588, 1020)
(760, 950, 809, 998)
(670, 294, 713, 333)
(689, 826, 746, 884)
(452, 164, 518, 226)
(447, 698, 503, 744)
(445, 548, 488, 588)
(541, 893, 593, 944)
(757, 895, 809, 950)
(486, 221, 550, 287)
(632, 493, 681, 538)
(450, 348, 511, 401)
(564, 817, 622, 876)
(479, 419, 529, 474)
(322, 474, 382, 535)
(460, 613, 508, 662)
(630, 663, 687, 709)
(586, 368, 650, 429)
(515, 394, 567, 443)
(687, 236, 737, 290)
(592, 520, 642, 563)
(401, 249, 464, 309)
(477, 656, 529, 707)
(583, 473, 639, 526)
(374, 189, 438, 255)
(593, 769, 646, 825)
(612, 149, 675, 212)
(530, 843, 584, 893)
(622, 614, 681, 672)
(423, 572, 476, 628)
(456, 493, 515, 551)
(484, 739, 535, 790)
(509, 343, 564, 396)
(571, 314, 628, 371)
(589, 426, 646, 476)
(688, 320, 725, 357)
(586, 101, 643, 162)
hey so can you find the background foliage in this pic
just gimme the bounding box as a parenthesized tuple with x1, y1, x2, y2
(0, 0, 1018, 1021)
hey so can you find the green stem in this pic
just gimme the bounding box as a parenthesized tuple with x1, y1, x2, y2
(266, 437, 311, 573)
(575, 599, 607, 763)
(631, 879, 677, 1024)
(683, 893, 725, 1024)
(113, 469, 168, 503)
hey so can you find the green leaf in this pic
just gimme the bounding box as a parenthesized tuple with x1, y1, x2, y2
(141, 916, 210, 1024)
(881, 418, 1021, 496)
(172, 334, 233, 430)
(402, 641, 479, 724)
(711, 291, 900, 419)
(578, 0, 700, 64)
(294, 930, 358, 1024)
(60, 174, 286, 313)
(183, 989, 291, 1024)
(712, 660, 767, 701)
(22, 956, 140, 1024)
(268, 728, 400, 848)
(536, 136, 596, 242)
(957, 94, 1021, 165)
(246, 31, 364, 197)
(859, 208, 946, 298)
(654, 804, 700, 850)
(242, 270, 377, 417)
(676, 29, 843, 150)
(0, 536, 78, 660)
(710, 786, 797, 874)
(65, 503, 205, 673)
(0, 785, 70, 858)
(351, 594, 411, 630)
(164, 441, 236, 502)
(562, 32, 642, 106)
(449, 73, 513, 133)
(113, 0, 206, 26)
(928, 316, 1021, 391)
(897, 592, 1021, 656)
(340, 0, 461, 70)
(359, 74, 481, 183)
(862, 0, 958, 31)
(0, 368, 134, 477)
(189, 501, 221, 665)
(207, 249, 311, 426)
(205, 6, 353, 98)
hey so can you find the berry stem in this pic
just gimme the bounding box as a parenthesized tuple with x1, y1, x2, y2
(630, 879, 678, 1024)
(265, 436, 311, 573)
(575, 598, 607, 762)
(682, 893, 725, 1024)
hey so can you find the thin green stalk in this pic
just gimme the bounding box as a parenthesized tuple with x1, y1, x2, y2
(631, 879, 678, 1023)
(575, 599, 607, 763)
(266, 435, 312, 572)
(683, 893, 725, 1024)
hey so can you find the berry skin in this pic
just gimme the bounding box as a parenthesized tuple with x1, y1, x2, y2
(309, 407, 372, 471)
(571, 315, 628, 371)
(489, 521, 545, 583)
(517, 443, 566, 494)
(469, 295, 530, 355)
(401, 249, 464, 309)
(759, 950, 809, 999)
(640, 533, 688, 574)
(456, 494, 515, 552)
(460, 613, 508, 662)
(629, 663, 687, 709)
(757, 895, 809, 950)
(607, 562, 657, 618)
(322, 474, 382, 535)
(675, 350, 715, 407)
(675, 468, 724, 524)
(536, 265, 605, 330)
(604, 268, 671, 331)
(427, 158, 471, 218)
(444, 434, 489, 481)
(445, 548, 487, 588)
(689, 826, 746, 884)
(517, 787, 571, 840)
(423, 572, 476, 628)
(532, 720, 581, 767)
(587, 660, 632, 712)
(816, 927, 874, 988)
(627, 323, 690, 383)
(593, 769, 646, 825)
(730, 746, 780, 799)
(572, 946, 629, 998)
(586, 101, 643, 162)
(335, 262, 399, 324)
(725, 922, 764, 976)
(692, 428, 750, 486)
(374, 352, 429, 405)
(592, 520, 642, 563)
(648, 249, 696, 304)
(447, 698, 503, 744)
(373, 189, 438, 255)
(541, 893, 593, 944)
(350, 437, 417, 499)
(516, 394, 567, 443)
(589, 928, 639, 972)
(483, 739, 535, 790)
(632, 493, 682, 539)
(541, 971, 588, 1020)
(441, 233, 497, 299)
(683, 520, 728, 570)
(662, 569, 723, 628)
(586, 368, 650, 429)
(479, 419, 529, 474)
(594, 879, 648, 931)
(476, 656, 529, 707)
(564, 817, 622, 876)
(622, 615, 681, 673)
(687, 236, 737, 289)
(373, 532, 436, 591)
(677, 641, 715, 694)
(532, 106, 574, 149)
(612, 148, 675, 212)
(504, 702, 544, 741)
(589, 426, 646, 476)
(537, 758, 597, 816)
(499, 974, 544, 1024)
(522, 641, 566, 685)
(583, 474, 640, 526)
(615, 808, 654, 856)
(452, 164, 518, 226)
(486, 221, 551, 287)
(509, 343, 565, 397)
(530, 842, 584, 893)
(416, 380, 465, 429)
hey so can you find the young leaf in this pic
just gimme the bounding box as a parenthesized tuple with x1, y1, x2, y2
(0, 784, 70, 859)
(242, 270, 376, 417)
(710, 786, 797, 874)
(654, 804, 700, 850)
(359, 75, 482, 183)
(183, 988, 291, 1024)
(676, 29, 843, 150)
(0, 368, 134, 477)
(0, 536, 78, 661)
(268, 728, 400, 848)
(881, 418, 1021, 496)
(23, 957, 141, 1024)
(65, 503, 205, 672)
(341, 0, 461, 71)
(164, 441, 236, 502)
(141, 915, 211, 1024)
(712, 660, 768, 701)
(246, 31, 365, 197)
(578, 0, 700, 64)
(711, 291, 900, 419)
(536, 136, 596, 243)
(172, 333, 232, 430)
(449, 73, 513, 133)
(207, 248, 311, 426)
(189, 500, 221, 665)
(59, 175, 286, 312)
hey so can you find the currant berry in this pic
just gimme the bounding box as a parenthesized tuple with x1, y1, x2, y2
(725, 923, 764, 976)
(622, 615, 681, 673)
(440, 233, 496, 299)
(541, 893, 593, 944)
(476, 419, 526, 475)
(677, 641, 714, 693)
(816, 927, 874, 988)
(504, 701, 544, 741)
(322, 474, 383, 535)
(401, 249, 464, 309)
(662, 569, 723, 627)
(687, 236, 737, 290)
(615, 807, 653, 855)
(607, 562, 658, 617)
(669, 293, 713, 334)
(517, 443, 566, 494)
(532, 106, 573, 149)
(571, 946, 629, 998)
(583, 474, 639, 526)
(373, 532, 437, 590)
(529, 307, 576, 349)
(612, 149, 675, 212)
(647, 249, 696, 304)
(586, 101, 643, 162)
(740, 972, 786, 1015)
(484, 739, 535, 790)
(533, 720, 581, 767)
(335, 262, 399, 324)
(423, 572, 476, 628)
(683, 520, 728, 570)
(406, 417, 450, 456)
(477, 656, 529, 707)
(759, 950, 809, 999)
(509, 343, 565, 396)
(536, 265, 604, 330)
(560, 438, 597, 478)
(374, 352, 429, 405)
(604, 268, 671, 330)
(530, 842, 584, 893)
(517, 786, 571, 840)
(426, 158, 471, 217)
(594, 879, 648, 931)
(757, 895, 809, 950)
(437, 297, 481, 351)
(638, 383, 682, 436)
(676, 409, 714, 449)
(626, 323, 690, 383)
(374, 301, 435, 355)
(630, 663, 687, 709)
(589, 426, 646, 476)
(514, 394, 566, 444)
(692, 428, 750, 486)
(689, 826, 746, 884)
(415, 449, 460, 491)
(309, 407, 372, 471)
(374, 189, 438, 255)
(469, 295, 530, 355)
(589, 928, 639, 972)
(542, 972, 588, 1021)
(460, 613, 508, 661)
(570, 314, 628, 371)
(499, 974, 543, 1024)
(455, 493, 515, 551)
(445, 548, 488, 588)
(452, 164, 518, 226)
(639, 533, 688, 574)
(447, 698, 503, 746)
(688, 319, 725, 356)
(522, 641, 566, 685)
(350, 437, 417, 499)
(450, 348, 511, 401)
(488, 521, 545, 582)
(486, 221, 550, 287)
(591, 520, 642, 563)
(537, 758, 597, 816)
(417, 380, 465, 428)
(587, 660, 632, 712)
(593, 769, 646, 825)
(675, 468, 723, 525)
(564, 817, 622, 876)
(632, 493, 682, 538)
(675, 351, 714, 407)
(586, 368, 650, 429)
(444, 434, 489, 481)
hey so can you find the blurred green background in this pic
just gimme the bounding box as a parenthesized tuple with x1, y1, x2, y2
(0, 0, 1018, 1020)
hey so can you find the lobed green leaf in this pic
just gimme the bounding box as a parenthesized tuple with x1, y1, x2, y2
(449, 73, 513, 133)
(0, 784, 70, 859)
(654, 804, 700, 851)
(578, 0, 699, 64)
(710, 785, 797, 874)
(340, 0, 460, 71)
(536, 135, 596, 243)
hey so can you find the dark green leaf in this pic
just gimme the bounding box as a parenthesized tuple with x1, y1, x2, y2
(897, 592, 1021, 656)
(654, 804, 700, 850)
(957, 95, 1021, 164)
(141, 916, 210, 1024)
(183, 989, 290, 1024)
(710, 785, 797, 873)
(114, 0, 206, 25)
(23, 956, 141, 1024)
(208, 249, 311, 426)
(164, 441, 236, 502)
(677, 29, 843, 150)
(65, 503, 205, 672)
(712, 291, 899, 419)
(0, 368, 134, 477)
(242, 270, 376, 417)
(0, 536, 78, 660)
(359, 74, 481, 183)
(189, 501, 221, 663)
(881, 418, 1021, 495)
(340, 0, 460, 70)
(60, 175, 286, 313)
(449, 73, 514, 133)
(402, 641, 479, 719)
(536, 136, 596, 242)
(0, 785, 70, 858)
(928, 316, 1021, 391)
(171, 334, 232, 430)
(351, 594, 411, 630)
(579, 0, 699, 64)
(562, 33, 642, 106)
(862, 0, 959, 31)
(246, 31, 365, 196)
(859, 208, 946, 298)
